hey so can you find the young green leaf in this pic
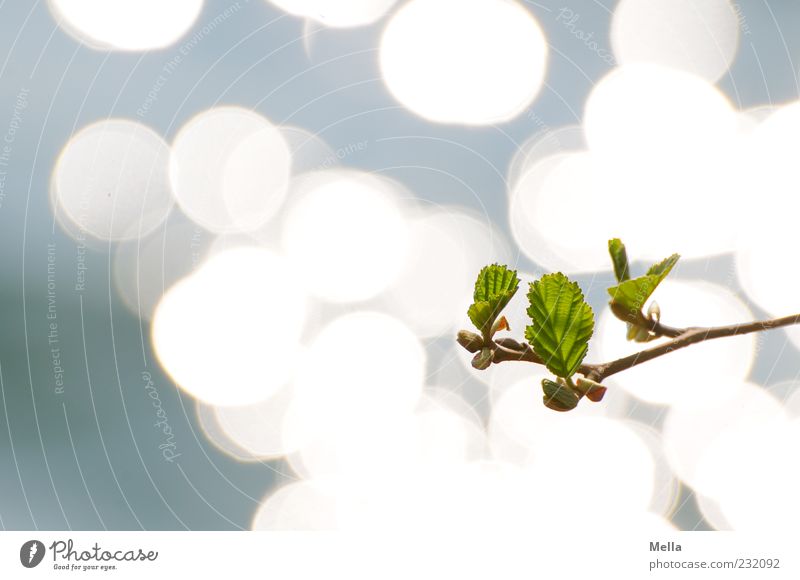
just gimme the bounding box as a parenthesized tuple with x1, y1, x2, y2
(525, 273, 594, 378)
(608, 238, 637, 338)
(646, 254, 680, 279)
(467, 264, 520, 337)
(608, 238, 631, 283)
(607, 253, 680, 332)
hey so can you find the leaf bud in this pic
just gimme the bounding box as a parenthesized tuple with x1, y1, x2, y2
(647, 300, 661, 322)
(457, 330, 484, 353)
(541, 378, 580, 412)
(471, 347, 494, 370)
(575, 378, 608, 402)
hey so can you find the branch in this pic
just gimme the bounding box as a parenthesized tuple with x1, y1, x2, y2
(465, 312, 800, 384)
(492, 338, 599, 376)
(646, 319, 684, 339)
(587, 312, 800, 382)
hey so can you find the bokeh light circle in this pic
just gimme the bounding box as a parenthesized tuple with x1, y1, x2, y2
(52, 119, 174, 241)
(281, 170, 411, 303)
(584, 64, 738, 167)
(49, 0, 204, 51)
(513, 64, 745, 265)
(380, 0, 548, 125)
(523, 416, 657, 519)
(508, 154, 580, 272)
(736, 102, 800, 318)
(282, 311, 425, 474)
(380, 207, 510, 337)
(152, 247, 307, 406)
(170, 107, 292, 233)
(595, 280, 756, 408)
(266, 0, 399, 28)
(662, 382, 785, 497)
(113, 217, 212, 320)
(212, 384, 299, 460)
(252, 480, 337, 530)
(195, 401, 260, 462)
(698, 419, 800, 531)
(488, 376, 618, 467)
(507, 124, 586, 193)
(611, 0, 740, 82)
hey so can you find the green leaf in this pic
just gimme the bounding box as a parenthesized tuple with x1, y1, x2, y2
(607, 253, 679, 330)
(608, 238, 631, 283)
(525, 273, 594, 378)
(646, 254, 680, 279)
(467, 264, 519, 336)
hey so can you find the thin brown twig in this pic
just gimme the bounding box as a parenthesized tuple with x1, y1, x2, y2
(470, 312, 800, 384)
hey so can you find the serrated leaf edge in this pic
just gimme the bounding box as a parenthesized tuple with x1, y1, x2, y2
(525, 273, 595, 378)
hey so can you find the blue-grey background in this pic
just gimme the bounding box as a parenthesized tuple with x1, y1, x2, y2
(0, 0, 798, 530)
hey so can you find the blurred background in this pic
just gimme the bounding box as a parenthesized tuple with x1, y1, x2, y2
(1, 0, 799, 533)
